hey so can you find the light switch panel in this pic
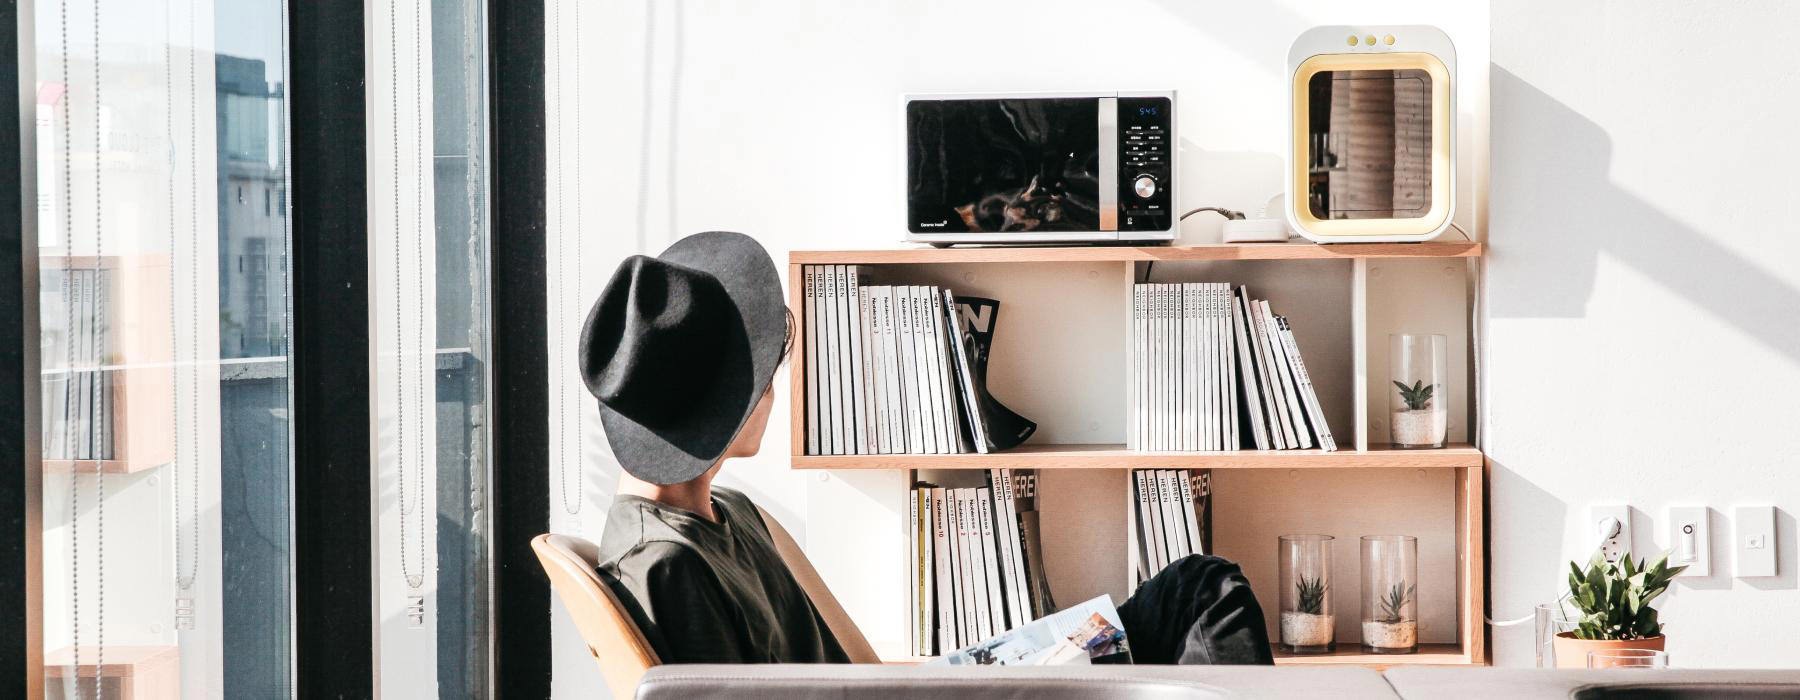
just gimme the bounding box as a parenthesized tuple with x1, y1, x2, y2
(1667, 506, 1709, 576)
(1733, 505, 1776, 578)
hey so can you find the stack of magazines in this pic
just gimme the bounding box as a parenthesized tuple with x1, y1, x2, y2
(908, 470, 1055, 656)
(42, 267, 114, 461)
(1131, 469, 1210, 583)
(802, 264, 1035, 456)
(1129, 283, 1335, 452)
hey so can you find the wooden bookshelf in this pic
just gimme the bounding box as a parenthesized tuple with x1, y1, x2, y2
(790, 237, 1480, 266)
(39, 255, 175, 473)
(1271, 642, 1472, 667)
(788, 244, 1487, 668)
(794, 443, 1480, 471)
(45, 645, 179, 698)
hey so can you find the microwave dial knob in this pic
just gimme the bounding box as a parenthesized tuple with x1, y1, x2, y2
(1133, 175, 1157, 199)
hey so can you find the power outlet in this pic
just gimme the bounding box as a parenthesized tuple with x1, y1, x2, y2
(1591, 505, 1631, 564)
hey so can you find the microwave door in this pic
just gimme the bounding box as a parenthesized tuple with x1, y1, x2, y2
(907, 97, 1107, 235)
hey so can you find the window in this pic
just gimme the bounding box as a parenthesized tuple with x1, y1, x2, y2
(369, 0, 495, 695)
(33, 0, 497, 696)
(36, 0, 294, 695)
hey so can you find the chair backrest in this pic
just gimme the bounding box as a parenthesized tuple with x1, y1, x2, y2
(754, 506, 882, 664)
(534, 507, 882, 696)
(532, 533, 659, 699)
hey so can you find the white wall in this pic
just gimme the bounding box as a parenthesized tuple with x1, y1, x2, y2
(1487, 0, 1800, 668)
(550, 0, 1490, 693)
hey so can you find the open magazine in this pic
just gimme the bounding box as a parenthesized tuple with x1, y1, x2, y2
(928, 595, 1130, 666)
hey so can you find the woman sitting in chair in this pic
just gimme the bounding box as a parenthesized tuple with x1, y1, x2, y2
(579, 231, 1273, 666)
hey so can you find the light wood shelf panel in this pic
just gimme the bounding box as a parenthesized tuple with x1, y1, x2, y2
(789, 240, 1480, 266)
(1271, 643, 1471, 667)
(793, 443, 1480, 470)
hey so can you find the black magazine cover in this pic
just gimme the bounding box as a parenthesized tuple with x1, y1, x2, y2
(946, 295, 1036, 452)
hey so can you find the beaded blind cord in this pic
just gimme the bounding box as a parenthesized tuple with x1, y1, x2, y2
(89, 0, 108, 682)
(58, 0, 78, 686)
(167, 0, 201, 608)
(551, 0, 583, 524)
(61, 0, 109, 692)
(390, 0, 429, 592)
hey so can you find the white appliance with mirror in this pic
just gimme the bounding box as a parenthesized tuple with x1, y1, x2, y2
(1286, 26, 1456, 243)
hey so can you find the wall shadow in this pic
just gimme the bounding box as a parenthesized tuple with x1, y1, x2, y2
(1485, 456, 1567, 664)
(1489, 67, 1800, 364)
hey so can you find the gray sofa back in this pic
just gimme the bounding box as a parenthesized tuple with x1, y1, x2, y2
(635, 665, 1397, 700)
(637, 665, 1800, 700)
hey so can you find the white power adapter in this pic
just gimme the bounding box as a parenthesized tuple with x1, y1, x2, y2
(1221, 194, 1293, 243)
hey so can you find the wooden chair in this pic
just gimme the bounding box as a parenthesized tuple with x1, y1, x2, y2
(533, 507, 879, 697)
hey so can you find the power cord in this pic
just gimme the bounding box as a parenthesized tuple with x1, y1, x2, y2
(1141, 206, 1248, 281)
(1180, 206, 1245, 221)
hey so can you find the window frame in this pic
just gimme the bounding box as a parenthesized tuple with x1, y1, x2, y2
(487, 0, 552, 695)
(0, 0, 553, 695)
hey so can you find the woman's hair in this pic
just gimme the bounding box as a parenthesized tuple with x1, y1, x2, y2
(781, 308, 795, 364)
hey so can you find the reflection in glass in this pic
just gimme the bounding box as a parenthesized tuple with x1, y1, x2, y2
(1305, 69, 1432, 221)
(37, 0, 294, 696)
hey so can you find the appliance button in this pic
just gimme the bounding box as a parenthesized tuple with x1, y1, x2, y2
(1134, 176, 1157, 198)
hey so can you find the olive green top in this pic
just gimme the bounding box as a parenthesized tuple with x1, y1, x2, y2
(597, 486, 850, 664)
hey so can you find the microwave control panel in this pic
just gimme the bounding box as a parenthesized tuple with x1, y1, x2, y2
(1117, 96, 1174, 233)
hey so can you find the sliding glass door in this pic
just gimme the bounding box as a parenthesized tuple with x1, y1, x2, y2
(369, 0, 494, 696)
(35, 0, 293, 695)
(30, 0, 497, 696)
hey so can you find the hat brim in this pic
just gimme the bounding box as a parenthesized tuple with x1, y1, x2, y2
(597, 231, 786, 485)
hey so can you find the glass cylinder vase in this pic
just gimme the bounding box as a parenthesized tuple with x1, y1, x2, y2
(1389, 334, 1448, 449)
(1361, 535, 1419, 654)
(1278, 535, 1336, 653)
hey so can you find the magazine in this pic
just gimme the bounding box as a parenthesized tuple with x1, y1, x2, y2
(946, 295, 1036, 452)
(928, 594, 1130, 666)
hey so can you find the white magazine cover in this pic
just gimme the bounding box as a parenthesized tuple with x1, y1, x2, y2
(930, 595, 1130, 666)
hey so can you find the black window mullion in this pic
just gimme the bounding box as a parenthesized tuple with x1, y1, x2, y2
(1, 0, 43, 696)
(488, 0, 551, 695)
(287, 0, 373, 696)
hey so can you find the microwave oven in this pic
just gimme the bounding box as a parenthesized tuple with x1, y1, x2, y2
(905, 91, 1177, 246)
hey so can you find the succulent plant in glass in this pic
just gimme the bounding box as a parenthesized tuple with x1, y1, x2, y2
(1297, 576, 1329, 615)
(1279, 534, 1335, 653)
(1392, 380, 1434, 411)
(1389, 334, 1448, 448)
(1362, 535, 1419, 653)
(1376, 582, 1415, 623)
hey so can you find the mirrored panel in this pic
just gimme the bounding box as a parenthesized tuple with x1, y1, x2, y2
(1304, 68, 1433, 221)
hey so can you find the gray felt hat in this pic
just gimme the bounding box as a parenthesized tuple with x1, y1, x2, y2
(578, 231, 785, 485)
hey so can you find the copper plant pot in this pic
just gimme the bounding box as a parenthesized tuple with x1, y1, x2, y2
(1551, 632, 1665, 669)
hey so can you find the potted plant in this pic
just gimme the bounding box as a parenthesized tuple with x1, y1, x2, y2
(1281, 575, 1334, 652)
(1551, 550, 1686, 668)
(1389, 334, 1448, 449)
(1362, 581, 1417, 652)
(1390, 379, 1445, 448)
(1279, 534, 1335, 653)
(1361, 535, 1418, 653)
